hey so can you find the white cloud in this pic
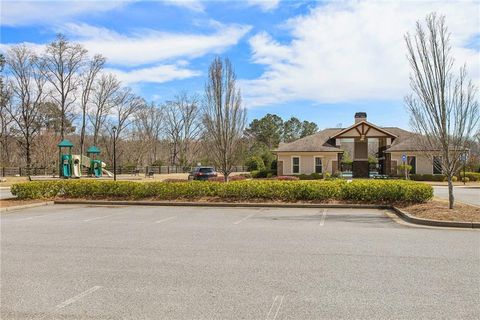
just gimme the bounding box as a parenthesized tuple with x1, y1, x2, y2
(106, 63, 201, 85)
(246, 0, 281, 12)
(1, 21, 251, 85)
(0, 0, 129, 26)
(61, 22, 252, 66)
(241, 1, 480, 108)
(164, 0, 205, 12)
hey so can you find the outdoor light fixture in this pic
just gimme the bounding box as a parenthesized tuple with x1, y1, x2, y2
(112, 126, 117, 181)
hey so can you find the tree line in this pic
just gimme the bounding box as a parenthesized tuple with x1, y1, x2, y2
(0, 35, 320, 180)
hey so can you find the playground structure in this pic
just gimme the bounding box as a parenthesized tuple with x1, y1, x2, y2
(58, 139, 113, 179)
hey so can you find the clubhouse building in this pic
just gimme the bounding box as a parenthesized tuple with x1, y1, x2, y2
(273, 112, 442, 178)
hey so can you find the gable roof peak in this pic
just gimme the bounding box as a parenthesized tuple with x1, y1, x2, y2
(330, 120, 398, 139)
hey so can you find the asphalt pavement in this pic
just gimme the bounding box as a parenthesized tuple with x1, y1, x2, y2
(1, 205, 479, 319)
(0, 188, 15, 200)
(433, 186, 480, 206)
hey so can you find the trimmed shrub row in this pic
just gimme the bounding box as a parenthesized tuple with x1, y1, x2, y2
(339, 180, 433, 203)
(297, 173, 323, 180)
(250, 169, 276, 179)
(11, 179, 433, 203)
(409, 174, 446, 182)
(409, 172, 480, 182)
(459, 172, 480, 182)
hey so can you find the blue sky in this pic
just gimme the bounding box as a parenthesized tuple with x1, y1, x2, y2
(1, 0, 479, 129)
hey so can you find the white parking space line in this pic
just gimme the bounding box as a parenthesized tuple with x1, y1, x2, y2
(319, 209, 327, 226)
(155, 216, 177, 224)
(55, 286, 102, 309)
(84, 214, 116, 222)
(38, 286, 102, 320)
(266, 295, 284, 320)
(233, 213, 256, 225)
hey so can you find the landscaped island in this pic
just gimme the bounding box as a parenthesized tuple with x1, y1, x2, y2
(11, 179, 433, 203)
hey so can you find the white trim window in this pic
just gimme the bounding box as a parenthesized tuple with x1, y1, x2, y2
(292, 157, 300, 174)
(433, 156, 442, 174)
(314, 157, 323, 173)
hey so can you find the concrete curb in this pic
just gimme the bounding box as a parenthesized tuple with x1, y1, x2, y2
(0, 201, 54, 213)
(53, 199, 479, 229)
(53, 199, 390, 209)
(427, 184, 480, 188)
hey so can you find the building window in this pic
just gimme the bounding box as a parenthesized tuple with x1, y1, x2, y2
(407, 156, 416, 174)
(314, 157, 322, 173)
(433, 156, 442, 174)
(292, 157, 300, 174)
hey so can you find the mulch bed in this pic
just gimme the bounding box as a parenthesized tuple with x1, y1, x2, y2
(398, 199, 480, 222)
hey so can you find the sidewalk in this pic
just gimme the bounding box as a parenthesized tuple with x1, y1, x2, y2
(421, 181, 480, 188)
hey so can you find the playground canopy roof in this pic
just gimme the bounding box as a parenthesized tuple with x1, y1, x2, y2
(58, 139, 74, 148)
(87, 146, 101, 154)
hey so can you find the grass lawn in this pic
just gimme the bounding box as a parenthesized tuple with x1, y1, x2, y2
(0, 176, 29, 187)
(0, 172, 249, 187)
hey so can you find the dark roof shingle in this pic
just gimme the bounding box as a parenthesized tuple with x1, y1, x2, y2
(274, 126, 424, 152)
(274, 128, 343, 152)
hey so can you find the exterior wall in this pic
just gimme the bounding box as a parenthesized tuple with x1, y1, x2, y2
(276, 152, 340, 175)
(389, 152, 438, 175)
(277, 151, 438, 176)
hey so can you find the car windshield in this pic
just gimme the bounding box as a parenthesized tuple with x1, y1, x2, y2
(199, 168, 214, 173)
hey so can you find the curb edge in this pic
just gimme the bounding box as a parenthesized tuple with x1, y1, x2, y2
(0, 201, 54, 213)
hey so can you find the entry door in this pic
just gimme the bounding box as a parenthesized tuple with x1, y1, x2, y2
(277, 161, 283, 176)
(407, 156, 416, 174)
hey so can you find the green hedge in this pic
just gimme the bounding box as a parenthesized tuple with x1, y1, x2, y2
(409, 172, 480, 182)
(410, 174, 446, 181)
(298, 173, 323, 180)
(11, 179, 433, 203)
(340, 180, 433, 203)
(459, 172, 480, 182)
(250, 169, 276, 179)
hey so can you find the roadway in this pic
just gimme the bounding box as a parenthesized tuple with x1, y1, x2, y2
(433, 186, 480, 206)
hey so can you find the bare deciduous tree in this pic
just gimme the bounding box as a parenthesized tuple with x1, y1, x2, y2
(111, 88, 145, 139)
(0, 53, 14, 165)
(79, 54, 105, 158)
(31, 129, 58, 168)
(405, 13, 479, 209)
(203, 57, 246, 182)
(134, 102, 164, 165)
(5, 45, 46, 169)
(164, 92, 202, 166)
(43, 34, 87, 139)
(89, 73, 120, 145)
(103, 88, 144, 164)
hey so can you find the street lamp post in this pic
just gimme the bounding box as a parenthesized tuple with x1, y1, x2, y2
(462, 151, 468, 185)
(112, 126, 117, 181)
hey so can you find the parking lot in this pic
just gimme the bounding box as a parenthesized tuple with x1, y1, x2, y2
(1, 205, 479, 319)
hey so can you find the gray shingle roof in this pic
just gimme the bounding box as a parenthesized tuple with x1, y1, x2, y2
(382, 127, 421, 152)
(274, 128, 343, 152)
(274, 126, 424, 153)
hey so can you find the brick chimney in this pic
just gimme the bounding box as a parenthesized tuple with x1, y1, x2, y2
(355, 112, 367, 123)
